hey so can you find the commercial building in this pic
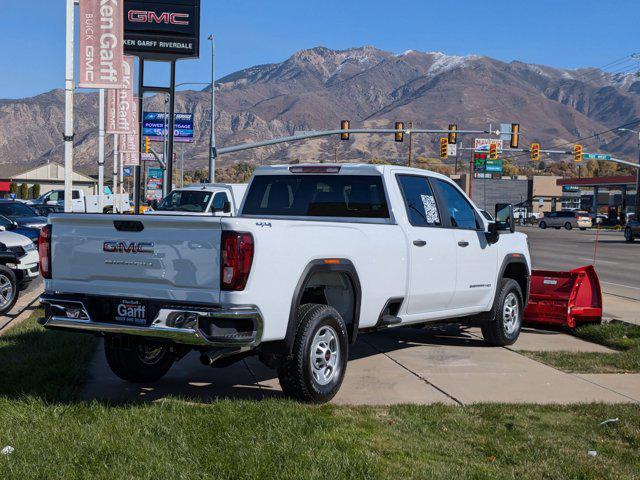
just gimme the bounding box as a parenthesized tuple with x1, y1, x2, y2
(0, 162, 98, 199)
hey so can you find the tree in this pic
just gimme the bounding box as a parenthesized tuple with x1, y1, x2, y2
(32, 183, 41, 198)
(232, 162, 256, 182)
(19, 183, 29, 200)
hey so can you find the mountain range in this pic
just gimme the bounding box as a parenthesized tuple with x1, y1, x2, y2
(1, 45, 639, 175)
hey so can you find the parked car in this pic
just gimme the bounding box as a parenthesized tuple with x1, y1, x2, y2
(0, 200, 48, 230)
(625, 219, 640, 243)
(39, 164, 531, 403)
(146, 183, 247, 216)
(31, 204, 64, 218)
(0, 215, 39, 243)
(0, 230, 40, 314)
(538, 210, 592, 230)
(29, 189, 130, 214)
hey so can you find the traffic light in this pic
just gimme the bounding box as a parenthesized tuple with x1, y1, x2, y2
(439, 138, 449, 159)
(448, 124, 457, 144)
(395, 122, 404, 142)
(145, 136, 150, 154)
(489, 143, 498, 160)
(573, 144, 583, 163)
(510, 123, 520, 149)
(340, 120, 350, 140)
(530, 143, 540, 162)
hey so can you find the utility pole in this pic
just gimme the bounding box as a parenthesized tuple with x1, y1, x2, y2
(208, 35, 217, 183)
(63, 0, 77, 213)
(407, 121, 413, 167)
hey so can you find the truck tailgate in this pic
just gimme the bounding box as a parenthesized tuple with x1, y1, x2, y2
(49, 214, 222, 304)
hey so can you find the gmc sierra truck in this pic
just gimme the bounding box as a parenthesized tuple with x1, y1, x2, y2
(39, 164, 531, 403)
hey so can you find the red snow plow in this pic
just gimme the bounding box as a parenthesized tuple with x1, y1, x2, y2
(524, 265, 603, 329)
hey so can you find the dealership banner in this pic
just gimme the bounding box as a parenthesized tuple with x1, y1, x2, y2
(79, 0, 125, 89)
(122, 151, 140, 166)
(106, 56, 137, 135)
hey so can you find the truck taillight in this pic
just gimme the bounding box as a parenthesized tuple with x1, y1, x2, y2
(221, 231, 254, 291)
(39, 224, 52, 279)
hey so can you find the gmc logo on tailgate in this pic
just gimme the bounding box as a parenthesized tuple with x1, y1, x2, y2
(128, 10, 190, 25)
(103, 242, 155, 254)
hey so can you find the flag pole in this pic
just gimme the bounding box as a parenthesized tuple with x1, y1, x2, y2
(63, 0, 77, 213)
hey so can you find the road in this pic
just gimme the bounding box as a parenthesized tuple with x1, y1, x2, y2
(523, 226, 640, 300)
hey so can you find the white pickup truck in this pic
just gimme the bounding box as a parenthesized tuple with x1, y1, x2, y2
(146, 183, 247, 216)
(39, 164, 531, 403)
(30, 189, 130, 214)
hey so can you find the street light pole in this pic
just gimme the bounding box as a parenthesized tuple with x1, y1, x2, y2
(208, 35, 217, 183)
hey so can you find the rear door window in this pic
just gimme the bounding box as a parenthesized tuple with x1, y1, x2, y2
(431, 179, 480, 230)
(211, 192, 229, 211)
(396, 175, 441, 227)
(242, 175, 389, 219)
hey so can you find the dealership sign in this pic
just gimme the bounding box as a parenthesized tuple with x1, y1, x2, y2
(123, 0, 200, 59)
(106, 56, 137, 135)
(79, 0, 125, 89)
(143, 112, 194, 143)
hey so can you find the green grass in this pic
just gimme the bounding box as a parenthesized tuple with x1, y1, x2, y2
(523, 322, 640, 374)
(1, 312, 640, 479)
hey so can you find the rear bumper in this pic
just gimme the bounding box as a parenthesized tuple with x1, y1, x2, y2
(39, 294, 263, 348)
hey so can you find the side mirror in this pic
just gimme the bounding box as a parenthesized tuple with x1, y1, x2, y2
(495, 203, 515, 233)
(212, 201, 232, 215)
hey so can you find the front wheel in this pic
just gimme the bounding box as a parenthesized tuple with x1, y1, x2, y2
(0, 266, 18, 315)
(278, 304, 348, 403)
(104, 338, 175, 383)
(539, 221, 547, 229)
(481, 278, 524, 346)
(625, 228, 635, 243)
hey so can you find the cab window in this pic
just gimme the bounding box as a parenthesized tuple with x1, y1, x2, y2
(211, 192, 229, 212)
(431, 179, 479, 230)
(396, 175, 441, 227)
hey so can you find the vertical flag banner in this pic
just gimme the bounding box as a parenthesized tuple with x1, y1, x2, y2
(106, 88, 119, 134)
(78, 0, 125, 89)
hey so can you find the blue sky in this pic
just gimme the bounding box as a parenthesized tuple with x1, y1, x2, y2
(1, 0, 639, 99)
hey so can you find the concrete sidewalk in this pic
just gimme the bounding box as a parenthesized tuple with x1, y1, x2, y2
(603, 293, 640, 325)
(82, 325, 640, 406)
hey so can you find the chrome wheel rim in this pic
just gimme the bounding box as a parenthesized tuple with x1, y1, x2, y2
(310, 326, 340, 386)
(503, 293, 520, 335)
(137, 345, 165, 365)
(0, 274, 14, 310)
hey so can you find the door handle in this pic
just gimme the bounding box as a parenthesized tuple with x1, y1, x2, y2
(457, 241, 469, 247)
(413, 240, 427, 247)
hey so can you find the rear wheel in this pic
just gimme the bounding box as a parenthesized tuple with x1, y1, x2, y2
(481, 278, 524, 346)
(0, 266, 18, 315)
(278, 304, 348, 403)
(539, 221, 547, 229)
(564, 222, 573, 230)
(104, 338, 175, 383)
(625, 227, 635, 243)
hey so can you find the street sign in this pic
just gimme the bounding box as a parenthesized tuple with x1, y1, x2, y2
(124, 0, 201, 60)
(141, 152, 165, 162)
(447, 143, 457, 157)
(146, 167, 164, 202)
(474, 138, 503, 152)
(143, 112, 194, 143)
(499, 123, 512, 142)
(123, 167, 133, 178)
(582, 153, 611, 161)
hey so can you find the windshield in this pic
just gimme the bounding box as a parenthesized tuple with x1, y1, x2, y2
(0, 215, 16, 229)
(157, 190, 213, 213)
(0, 202, 37, 217)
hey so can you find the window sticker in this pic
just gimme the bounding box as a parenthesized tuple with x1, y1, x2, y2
(421, 194, 439, 225)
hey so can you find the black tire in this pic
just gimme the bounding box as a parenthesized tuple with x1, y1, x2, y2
(564, 222, 573, 230)
(579, 227, 587, 231)
(481, 278, 524, 347)
(539, 221, 547, 229)
(0, 266, 18, 315)
(278, 304, 348, 403)
(104, 338, 175, 383)
(625, 228, 635, 243)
